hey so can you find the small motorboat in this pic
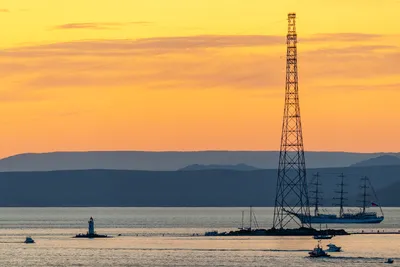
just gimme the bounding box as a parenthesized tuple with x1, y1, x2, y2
(309, 241, 330, 257)
(24, 236, 35, 244)
(385, 258, 394, 264)
(326, 243, 341, 252)
(313, 234, 333, 240)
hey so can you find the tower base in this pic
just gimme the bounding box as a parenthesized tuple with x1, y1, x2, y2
(74, 233, 111, 238)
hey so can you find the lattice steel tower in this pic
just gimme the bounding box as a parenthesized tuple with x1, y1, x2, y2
(272, 13, 311, 229)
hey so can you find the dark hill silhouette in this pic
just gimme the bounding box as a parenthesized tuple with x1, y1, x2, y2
(178, 163, 259, 171)
(375, 181, 400, 206)
(349, 155, 400, 167)
(0, 151, 398, 172)
(0, 165, 398, 207)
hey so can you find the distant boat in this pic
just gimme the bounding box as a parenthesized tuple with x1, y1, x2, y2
(207, 206, 266, 236)
(290, 174, 384, 224)
(309, 241, 330, 257)
(326, 243, 341, 252)
(313, 234, 332, 240)
(24, 236, 35, 244)
(238, 206, 260, 231)
(385, 258, 394, 264)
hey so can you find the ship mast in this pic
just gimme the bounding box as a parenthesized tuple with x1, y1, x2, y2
(251, 207, 259, 229)
(249, 206, 252, 230)
(241, 210, 244, 230)
(360, 176, 369, 214)
(310, 172, 322, 216)
(333, 173, 347, 218)
(367, 177, 384, 217)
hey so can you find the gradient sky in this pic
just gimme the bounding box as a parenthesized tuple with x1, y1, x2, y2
(0, 0, 400, 158)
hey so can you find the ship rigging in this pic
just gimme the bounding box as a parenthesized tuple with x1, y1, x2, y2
(287, 174, 384, 224)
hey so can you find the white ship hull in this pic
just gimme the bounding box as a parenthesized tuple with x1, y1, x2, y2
(295, 214, 384, 224)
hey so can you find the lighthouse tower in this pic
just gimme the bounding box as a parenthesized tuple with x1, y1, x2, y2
(88, 217, 95, 235)
(74, 216, 108, 238)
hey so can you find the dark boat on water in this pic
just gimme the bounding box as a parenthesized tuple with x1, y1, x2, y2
(24, 236, 35, 244)
(326, 243, 342, 252)
(313, 234, 332, 240)
(309, 241, 331, 257)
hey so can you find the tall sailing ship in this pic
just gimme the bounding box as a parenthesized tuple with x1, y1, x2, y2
(289, 173, 384, 224)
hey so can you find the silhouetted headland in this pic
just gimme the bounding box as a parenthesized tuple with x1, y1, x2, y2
(0, 151, 399, 172)
(0, 165, 399, 207)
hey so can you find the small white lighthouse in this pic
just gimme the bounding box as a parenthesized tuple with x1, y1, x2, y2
(88, 217, 95, 235)
(74, 217, 109, 238)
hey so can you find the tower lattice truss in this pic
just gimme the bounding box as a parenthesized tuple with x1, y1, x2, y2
(273, 13, 311, 229)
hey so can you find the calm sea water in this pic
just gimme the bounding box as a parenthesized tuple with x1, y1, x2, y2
(0, 207, 398, 266)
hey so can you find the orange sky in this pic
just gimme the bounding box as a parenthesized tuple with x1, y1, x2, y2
(0, 0, 400, 158)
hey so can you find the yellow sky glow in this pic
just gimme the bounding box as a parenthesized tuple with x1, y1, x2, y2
(0, 0, 400, 157)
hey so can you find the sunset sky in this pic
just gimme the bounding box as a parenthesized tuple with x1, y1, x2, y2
(0, 0, 400, 158)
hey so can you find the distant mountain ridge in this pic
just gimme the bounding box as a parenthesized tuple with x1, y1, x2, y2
(350, 155, 400, 167)
(0, 165, 399, 207)
(179, 163, 260, 171)
(0, 151, 399, 172)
